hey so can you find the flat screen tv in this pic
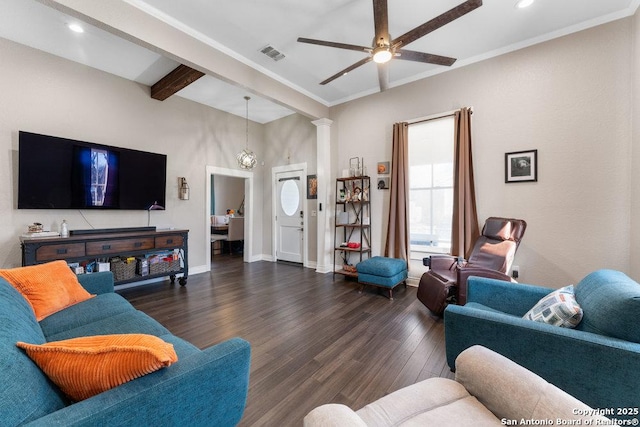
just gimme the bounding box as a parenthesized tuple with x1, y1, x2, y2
(18, 131, 167, 210)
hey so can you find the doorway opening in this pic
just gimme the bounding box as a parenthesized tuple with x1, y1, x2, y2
(205, 166, 254, 270)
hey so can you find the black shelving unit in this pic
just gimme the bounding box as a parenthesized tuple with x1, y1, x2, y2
(334, 176, 371, 279)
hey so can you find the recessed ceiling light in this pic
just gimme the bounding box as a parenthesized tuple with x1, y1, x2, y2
(515, 0, 534, 8)
(67, 23, 84, 33)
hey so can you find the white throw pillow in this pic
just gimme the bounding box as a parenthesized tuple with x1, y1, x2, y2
(523, 285, 583, 328)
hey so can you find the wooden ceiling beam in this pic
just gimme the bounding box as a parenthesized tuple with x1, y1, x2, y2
(151, 64, 205, 101)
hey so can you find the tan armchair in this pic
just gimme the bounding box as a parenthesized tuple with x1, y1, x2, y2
(417, 217, 526, 315)
(304, 345, 608, 426)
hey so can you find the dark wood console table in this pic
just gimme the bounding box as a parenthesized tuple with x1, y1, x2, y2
(21, 228, 189, 286)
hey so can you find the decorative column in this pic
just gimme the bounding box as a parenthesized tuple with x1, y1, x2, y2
(312, 118, 333, 273)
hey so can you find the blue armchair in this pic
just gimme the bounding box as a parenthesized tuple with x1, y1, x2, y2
(444, 270, 640, 416)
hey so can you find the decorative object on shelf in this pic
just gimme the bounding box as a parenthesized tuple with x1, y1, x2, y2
(352, 187, 362, 201)
(505, 149, 538, 183)
(28, 223, 44, 233)
(377, 161, 390, 175)
(236, 96, 257, 170)
(60, 220, 69, 238)
(338, 188, 346, 202)
(307, 175, 317, 199)
(178, 177, 190, 200)
(377, 177, 390, 190)
(20, 225, 60, 240)
(343, 264, 357, 273)
(349, 157, 364, 177)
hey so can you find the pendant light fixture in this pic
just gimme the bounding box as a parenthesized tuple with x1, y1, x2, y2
(236, 96, 257, 170)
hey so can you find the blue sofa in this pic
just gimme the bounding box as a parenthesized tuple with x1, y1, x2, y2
(445, 270, 640, 416)
(0, 271, 251, 427)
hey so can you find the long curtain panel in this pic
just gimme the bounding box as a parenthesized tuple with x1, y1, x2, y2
(451, 107, 479, 258)
(384, 122, 410, 261)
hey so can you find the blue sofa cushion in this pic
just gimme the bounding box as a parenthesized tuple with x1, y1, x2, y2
(574, 269, 640, 343)
(44, 310, 170, 342)
(0, 280, 67, 425)
(40, 293, 136, 338)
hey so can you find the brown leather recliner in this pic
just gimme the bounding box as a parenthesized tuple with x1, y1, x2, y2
(417, 217, 527, 315)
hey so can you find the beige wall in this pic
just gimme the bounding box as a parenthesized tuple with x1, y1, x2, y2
(329, 18, 634, 286)
(0, 34, 321, 274)
(1, 13, 638, 286)
(0, 36, 268, 273)
(263, 114, 318, 263)
(632, 10, 640, 280)
(213, 175, 244, 216)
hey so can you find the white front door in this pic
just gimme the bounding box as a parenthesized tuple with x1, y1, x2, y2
(276, 171, 303, 263)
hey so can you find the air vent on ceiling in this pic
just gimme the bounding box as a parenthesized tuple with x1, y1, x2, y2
(260, 45, 285, 62)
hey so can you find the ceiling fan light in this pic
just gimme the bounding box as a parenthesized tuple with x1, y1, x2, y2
(372, 47, 392, 64)
(67, 23, 84, 33)
(515, 0, 534, 8)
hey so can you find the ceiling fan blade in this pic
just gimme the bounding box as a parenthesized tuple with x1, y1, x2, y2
(320, 57, 372, 85)
(392, 0, 482, 49)
(373, 0, 389, 45)
(297, 37, 371, 53)
(377, 62, 389, 92)
(395, 49, 456, 66)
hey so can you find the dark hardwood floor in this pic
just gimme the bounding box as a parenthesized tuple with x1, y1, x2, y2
(117, 254, 453, 426)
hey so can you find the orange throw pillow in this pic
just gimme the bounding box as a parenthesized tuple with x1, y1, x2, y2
(0, 260, 94, 321)
(17, 334, 178, 401)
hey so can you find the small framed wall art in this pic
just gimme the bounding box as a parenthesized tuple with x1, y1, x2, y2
(377, 161, 390, 175)
(505, 149, 537, 183)
(307, 174, 318, 199)
(377, 177, 390, 190)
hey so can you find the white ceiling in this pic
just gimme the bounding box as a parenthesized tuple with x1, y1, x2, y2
(1, 0, 639, 123)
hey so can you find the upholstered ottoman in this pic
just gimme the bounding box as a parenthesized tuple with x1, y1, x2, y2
(356, 256, 408, 300)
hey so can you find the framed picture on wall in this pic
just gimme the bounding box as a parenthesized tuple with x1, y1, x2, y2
(377, 161, 390, 175)
(307, 174, 318, 199)
(505, 150, 537, 183)
(377, 177, 390, 190)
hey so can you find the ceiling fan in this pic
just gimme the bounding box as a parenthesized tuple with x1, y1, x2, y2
(297, 0, 482, 91)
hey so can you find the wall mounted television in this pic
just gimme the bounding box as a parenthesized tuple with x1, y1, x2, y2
(18, 131, 167, 210)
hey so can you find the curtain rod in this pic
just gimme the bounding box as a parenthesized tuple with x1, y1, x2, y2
(406, 107, 473, 125)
